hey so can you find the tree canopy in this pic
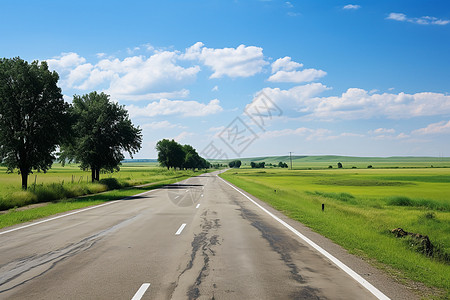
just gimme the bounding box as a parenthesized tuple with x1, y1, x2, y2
(0, 58, 70, 189)
(228, 160, 242, 168)
(156, 139, 210, 170)
(61, 92, 142, 181)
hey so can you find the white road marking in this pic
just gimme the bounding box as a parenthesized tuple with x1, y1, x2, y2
(0, 189, 157, 236)
(196, 204, 201, 209)
(131, 283, 151, 300)
(175, 195, 180, 199)
(175, 223, 187, 235)
(218, 176, 390, 300)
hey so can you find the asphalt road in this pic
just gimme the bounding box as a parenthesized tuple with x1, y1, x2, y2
(0, 171, 417, 299)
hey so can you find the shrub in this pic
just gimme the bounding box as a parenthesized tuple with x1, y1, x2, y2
(388, 196, 413, 206)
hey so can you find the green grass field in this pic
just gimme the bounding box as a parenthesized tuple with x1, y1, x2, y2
(0, 162, 207, 228)
(213, 155, 450, 169)
(220, 167, 450, 299)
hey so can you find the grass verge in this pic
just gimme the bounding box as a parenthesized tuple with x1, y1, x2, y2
(220, 169, 449, 299)
(0, 172, 202, 229)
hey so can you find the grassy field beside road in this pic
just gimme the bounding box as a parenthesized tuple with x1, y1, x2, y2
(0, 163, 207, 228)
(220, 167, 450, 299)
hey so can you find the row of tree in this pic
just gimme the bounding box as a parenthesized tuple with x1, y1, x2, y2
(0, 58, 142, 189)
(228, 160, 242, 168)
(156, 139, 210, 170)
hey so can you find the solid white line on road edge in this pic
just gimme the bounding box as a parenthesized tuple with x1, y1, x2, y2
(218, 176, 390, 300)
(131, 283, 151, 300)
(196, 204, 201, 209)
(175, 223, 187, 235)
(0, 189, 158, 236)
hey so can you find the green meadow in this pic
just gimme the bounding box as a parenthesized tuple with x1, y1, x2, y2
(220, 167, 450, 298)
(0, 162, 205, 227)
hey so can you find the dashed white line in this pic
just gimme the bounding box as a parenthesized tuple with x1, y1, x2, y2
(131, 283, 151, 300)
(218, 176, 390, 300)
(196, 204, 201, 209)
(175, 223, 187, 235)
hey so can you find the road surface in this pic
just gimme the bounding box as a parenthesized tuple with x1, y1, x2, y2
(0, 171, 416, 299)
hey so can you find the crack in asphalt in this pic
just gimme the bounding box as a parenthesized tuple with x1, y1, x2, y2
(0, 215, 139, 293)
(234, 199, 325, 299)
(170, 210, 221, 300)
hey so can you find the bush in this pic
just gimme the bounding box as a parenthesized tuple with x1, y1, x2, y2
(388, 196, 413, 206)
(99, 178, 121, 190)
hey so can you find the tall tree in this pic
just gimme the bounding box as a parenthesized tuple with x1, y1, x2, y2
(183, 144, 201, 170)
(156, 139, 184, 170)
(61, 92, 142, 181)
(0, 58, 70, 190)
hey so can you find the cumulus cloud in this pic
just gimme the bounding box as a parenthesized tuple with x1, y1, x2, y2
(46, 51, 200, 98)
(291, 88, 450, 120)
(256, 83, 330, 109)
(387, 13, 449, 25)
(271, 57, 303, 73)
(268, 56, 326, 83)
(343, 4, 361, 10)
(127, 98, 223, 118)
(47, 52, 86, 70)
(182, 42, 268, 78)
(413, 120, 450, 135)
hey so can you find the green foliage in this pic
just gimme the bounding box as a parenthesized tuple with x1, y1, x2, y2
(229, 160, 242, 168)
(0, 57, 70, 189)
(156, 139, 184, 169)
(60, 92, 142, 182)
(250, 161, 265, 168)
(278, 161, 288, 168)
(156, 139, 210, 170)
(337, 162, 343, 168)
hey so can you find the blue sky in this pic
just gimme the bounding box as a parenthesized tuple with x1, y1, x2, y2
(2, 0, 449, 159)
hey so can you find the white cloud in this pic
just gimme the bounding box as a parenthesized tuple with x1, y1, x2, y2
(127, 98, 223, 118)
(104, 51, 200, 95)
(46, 51, 200, 99)
(268, 56, 326, 83)
(413, 120, 450, 135)
(256, 83, 330, 109)
(271, 56, 303, 73)
(142, 121, 184, 130)
(268, 69, 327, 83)
(212, 85, 219, 92)
(343, 4, 361, 10)
(182, 42, 268, 78)
(262, 127, 332, 140)
(173, 131, 193, 142)
(285, 1, 294, 8)
(387, 13, 450, 25)
(111, 89, 189, 102)
(299, 88, 450, 120)
(371, 128, 396, 134)
(47, 52, 86, 71)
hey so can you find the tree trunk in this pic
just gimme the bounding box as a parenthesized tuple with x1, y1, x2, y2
(95, 168, 100, 181)
(21, 170, 28, 190)
(91, 168, 96, 182)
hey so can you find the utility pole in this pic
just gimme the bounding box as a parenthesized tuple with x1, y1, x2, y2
(289, 152, 293, 170)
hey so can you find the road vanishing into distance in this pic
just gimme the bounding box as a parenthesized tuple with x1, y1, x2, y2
(0, 170, 417, 300)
